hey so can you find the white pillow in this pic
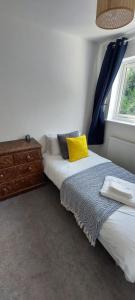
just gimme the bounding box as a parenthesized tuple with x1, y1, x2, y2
(45, 134, 60, 155)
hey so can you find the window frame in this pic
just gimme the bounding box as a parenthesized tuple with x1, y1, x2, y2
(107, 56, 135, 125)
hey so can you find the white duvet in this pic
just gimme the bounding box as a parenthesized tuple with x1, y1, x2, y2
(43, 151, 135, 283)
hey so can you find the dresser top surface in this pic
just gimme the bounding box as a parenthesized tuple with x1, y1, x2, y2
(0, 138, 41, 155)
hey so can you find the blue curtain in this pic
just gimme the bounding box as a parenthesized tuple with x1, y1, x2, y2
(88, 37, 128, 145)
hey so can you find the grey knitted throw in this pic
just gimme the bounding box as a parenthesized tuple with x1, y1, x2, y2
(60, 162, 135, 246)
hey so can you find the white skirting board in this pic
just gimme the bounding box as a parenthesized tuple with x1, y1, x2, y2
(107, 137, 135, 173)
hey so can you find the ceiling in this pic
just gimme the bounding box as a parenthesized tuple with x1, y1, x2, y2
(0, 0, 135, 41)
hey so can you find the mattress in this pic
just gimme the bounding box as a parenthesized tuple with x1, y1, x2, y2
(43, 151, 135, 283)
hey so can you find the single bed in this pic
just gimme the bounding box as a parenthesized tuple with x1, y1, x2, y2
(43, 150, 135, 283)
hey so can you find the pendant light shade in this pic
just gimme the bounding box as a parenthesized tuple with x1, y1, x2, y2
(96, 0, 135, 29)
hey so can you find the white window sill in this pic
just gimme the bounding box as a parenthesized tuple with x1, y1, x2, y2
(106, 119, 135, 127)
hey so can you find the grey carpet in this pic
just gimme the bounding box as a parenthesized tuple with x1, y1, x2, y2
(0, 183, 134, 300)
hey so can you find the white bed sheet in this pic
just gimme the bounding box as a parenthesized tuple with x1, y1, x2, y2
(43, 151, 135, 283)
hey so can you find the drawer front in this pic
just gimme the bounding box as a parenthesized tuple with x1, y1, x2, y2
(0, 155, 13, 169)
(0, 174, 44, 199)
(13, 174, 44, 192)
(0, 161, 43, 184)
(0, 182, 13, 198)
(16, 160, 43, 177)
(13, 149, 41, 165)
(0, 166, 16, 183)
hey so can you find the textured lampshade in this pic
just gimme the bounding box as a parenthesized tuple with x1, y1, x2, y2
(96, 0, 135, 29)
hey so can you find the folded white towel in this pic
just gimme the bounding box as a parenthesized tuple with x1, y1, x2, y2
(109, 181, 133, 199)
(100, 176, 135, 208)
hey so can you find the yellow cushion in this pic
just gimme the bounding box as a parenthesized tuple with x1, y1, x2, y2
(66, 135, 89, 162)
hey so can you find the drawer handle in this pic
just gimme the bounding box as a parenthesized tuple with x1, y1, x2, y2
(28, 166, 32, 171)
(0, 174, 4, 178)
(2, 187, 7, 192)
(27, 154, 31, 160)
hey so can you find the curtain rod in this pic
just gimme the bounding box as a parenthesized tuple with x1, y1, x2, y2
(101, 29, 135, 47)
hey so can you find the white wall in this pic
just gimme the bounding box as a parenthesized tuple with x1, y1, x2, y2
(90, 37, 135, 172)
(0, 14, 97, 150)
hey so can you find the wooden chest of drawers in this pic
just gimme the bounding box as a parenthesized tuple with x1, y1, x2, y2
(0, 138, 45, 200)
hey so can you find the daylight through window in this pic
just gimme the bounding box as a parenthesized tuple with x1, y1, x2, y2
(108, 57, 135, 124)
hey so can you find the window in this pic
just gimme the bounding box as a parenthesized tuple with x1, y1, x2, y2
(107, 56, 135, 124)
